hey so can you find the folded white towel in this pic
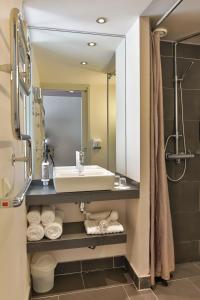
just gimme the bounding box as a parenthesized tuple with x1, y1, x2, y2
(27, 206, 41, 225)
(84, 220, 124, 235)
(27, 224, 44, 241)
(44, 210, 64, 240)
(41, 205, 55, 226)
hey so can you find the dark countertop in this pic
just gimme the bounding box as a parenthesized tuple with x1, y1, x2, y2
(26, 179, 139, 206)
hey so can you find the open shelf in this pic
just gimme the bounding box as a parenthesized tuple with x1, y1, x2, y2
(27, 222, 127, 253)
(26, 180, 139, 206)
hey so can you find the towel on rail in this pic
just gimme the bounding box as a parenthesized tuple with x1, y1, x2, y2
(41, 205, 55, 226)
(27, 206, 41, 225)
(27, 223, 44, 241)
(84, 220, 124, 235)
(44, 210, 64, 240)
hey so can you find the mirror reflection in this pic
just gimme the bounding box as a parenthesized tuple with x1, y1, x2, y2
(29, 29, 125, 178)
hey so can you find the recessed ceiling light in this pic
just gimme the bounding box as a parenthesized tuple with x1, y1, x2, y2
(81, 61, 88, 65)
(88, 42, 96, 47)
(69, 90, 74, 93)
(96, 17, 107, 24)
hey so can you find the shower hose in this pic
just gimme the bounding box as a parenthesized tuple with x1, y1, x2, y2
(164, 81, 187, 182)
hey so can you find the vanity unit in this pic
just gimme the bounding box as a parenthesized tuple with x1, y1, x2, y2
(26, 178, 139, 253)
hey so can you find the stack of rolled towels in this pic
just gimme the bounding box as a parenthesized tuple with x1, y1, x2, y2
(84, 210, 124, 235)
(27, 205, 64, 241)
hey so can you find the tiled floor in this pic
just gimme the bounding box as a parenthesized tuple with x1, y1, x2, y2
(32, 262, 200, 300)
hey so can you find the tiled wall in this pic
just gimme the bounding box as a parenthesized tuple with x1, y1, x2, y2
(161, 41, 200, 263)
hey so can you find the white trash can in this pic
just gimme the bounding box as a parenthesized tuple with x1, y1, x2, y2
(31, 253, 57, 293)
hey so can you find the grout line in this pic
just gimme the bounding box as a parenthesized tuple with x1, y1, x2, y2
(55, 271, 81, 277)
(151, 289, 160, 300)
(80, 260, 82, 273)
(48, 282, 135, 298)
(32, 295, 59, 300)
(170, 274, 200, 283)
(163, 86, 200, 91)
(81, 272, 86, 289)
(122, 285, 131, 300)
(186, 278, 200, 294)
(193, 262, 200, 271)
(56, 266, 127, 278)
(161, 55, 200, 62)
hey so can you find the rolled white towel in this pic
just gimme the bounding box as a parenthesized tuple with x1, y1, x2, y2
(27, 206, 41, 225)
(84, 220, 124, 235)
(41, 205, 55, 226)
(44, 210, 64, 240)
(27, 224, 44, 241)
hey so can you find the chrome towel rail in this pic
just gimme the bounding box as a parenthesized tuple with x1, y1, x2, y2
(0, 8, 32, 140)
(0, 137, 32, 208)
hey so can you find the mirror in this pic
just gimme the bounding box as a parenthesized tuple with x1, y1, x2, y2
(28, 29, 126, 179)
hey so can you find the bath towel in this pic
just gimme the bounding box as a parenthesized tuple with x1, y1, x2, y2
(84, 220, 124, 235)
(44, 210, 64, 240)
(27, 224, 44, 241)
(27, 206, 41, 225)
(41, 205, 55, 226)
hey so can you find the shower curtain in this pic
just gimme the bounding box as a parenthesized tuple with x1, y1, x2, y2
(150, 31, 175, 285)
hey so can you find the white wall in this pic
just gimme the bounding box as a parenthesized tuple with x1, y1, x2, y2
(116, 20, 140, 182)
(0, 2, 30, 300)
(126, 19, 140, 181)
(126, 17, 150, 278)
(116, 39, 126, 175)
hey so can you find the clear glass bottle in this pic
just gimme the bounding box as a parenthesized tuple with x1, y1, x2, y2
(41, 159, 50, 186)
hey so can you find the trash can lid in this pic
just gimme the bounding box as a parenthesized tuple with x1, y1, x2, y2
(31, 253, 57, 271)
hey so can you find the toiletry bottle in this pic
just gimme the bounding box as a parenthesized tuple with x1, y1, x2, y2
(41, 159, 50, 186)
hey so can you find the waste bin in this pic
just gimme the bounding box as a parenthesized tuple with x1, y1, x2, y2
(31, 253, 57, 293)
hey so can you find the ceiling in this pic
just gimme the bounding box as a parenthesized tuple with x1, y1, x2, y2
(30, 29, 123, 73)
(143, 0, 200, 43)
(23, 0, 153, 35)
(23, 0, 153, 74)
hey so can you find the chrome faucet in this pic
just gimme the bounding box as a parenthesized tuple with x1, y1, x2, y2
(76, 151, 84, 174)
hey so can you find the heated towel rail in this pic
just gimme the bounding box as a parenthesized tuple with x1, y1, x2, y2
(0, 8, 32, 208)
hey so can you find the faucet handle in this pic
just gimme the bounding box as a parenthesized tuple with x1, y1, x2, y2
(80, 151, 84, 164)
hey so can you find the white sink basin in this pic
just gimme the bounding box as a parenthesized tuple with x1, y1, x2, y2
(53, 165, 115, 193)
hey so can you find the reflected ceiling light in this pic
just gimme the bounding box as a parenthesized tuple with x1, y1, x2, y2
(96, 17, 107, 24)
(88, 42, 97, 47)
(81, 61, 88, 65)
(69, 90, 74, 93)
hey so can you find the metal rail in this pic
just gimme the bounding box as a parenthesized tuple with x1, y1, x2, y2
(28, 25, 125, 38)
(0, 8, 32, 140)
(0, 138, 32, 208)
(153, 0, 184, 29)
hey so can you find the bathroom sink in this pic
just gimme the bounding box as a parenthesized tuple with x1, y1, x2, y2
(53, 165, 115, 193)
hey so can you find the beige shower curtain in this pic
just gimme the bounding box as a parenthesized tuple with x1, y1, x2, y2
(150, 31, 175, 285)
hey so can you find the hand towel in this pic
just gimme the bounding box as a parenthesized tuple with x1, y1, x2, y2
(86, 210, 119, 222)
(27, 224, 44, 241)
(41, 205, 55, 226)
(84, 220, 124, 235)
(27, 206, 41, 225)
(44, 210, 64, 240)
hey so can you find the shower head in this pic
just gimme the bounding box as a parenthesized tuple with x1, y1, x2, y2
(153, 27, 168, 38)
(180, 61, 194, 82)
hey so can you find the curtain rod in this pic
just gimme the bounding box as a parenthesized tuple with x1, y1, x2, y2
(153, 0, 184, 30)
(28, 25, 125, 39)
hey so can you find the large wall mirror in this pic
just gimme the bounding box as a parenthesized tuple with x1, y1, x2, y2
(28, 28, 126, 179)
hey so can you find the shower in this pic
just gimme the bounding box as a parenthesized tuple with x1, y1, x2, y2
(165, 39, 196, 182)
